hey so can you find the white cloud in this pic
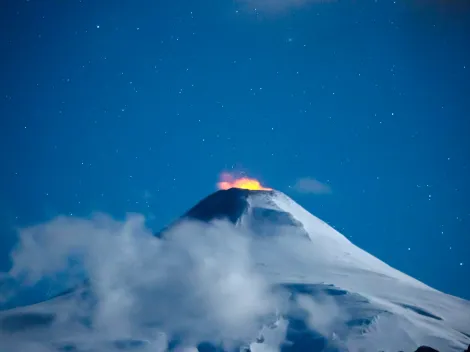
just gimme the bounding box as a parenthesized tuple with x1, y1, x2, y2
(296, 293, 347, 338)
(0, 214, 284, 351)
(293, 177, 332, 194)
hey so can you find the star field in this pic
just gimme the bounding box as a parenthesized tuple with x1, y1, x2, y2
(1, 0, 469, 298)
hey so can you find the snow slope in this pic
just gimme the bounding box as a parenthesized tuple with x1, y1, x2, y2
(176, 188, 470, 350)
(0, 188, 469, 352)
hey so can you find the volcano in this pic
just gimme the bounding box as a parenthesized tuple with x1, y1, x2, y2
(1, 188, 469, 352)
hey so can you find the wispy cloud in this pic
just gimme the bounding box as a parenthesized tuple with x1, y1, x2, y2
(235, 0, 336, 13)
(292, 177, 332, 194)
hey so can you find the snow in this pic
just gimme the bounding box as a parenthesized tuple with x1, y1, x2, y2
(0, 188, 469, 352)
(248, 190, 470, 350)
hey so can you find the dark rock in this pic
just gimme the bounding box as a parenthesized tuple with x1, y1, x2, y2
(414, 346, 439, 352)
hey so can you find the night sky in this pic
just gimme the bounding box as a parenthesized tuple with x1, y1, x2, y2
(1, 1, 469, 299)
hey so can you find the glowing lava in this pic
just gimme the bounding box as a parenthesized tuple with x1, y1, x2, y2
(217, 172, 272, 191)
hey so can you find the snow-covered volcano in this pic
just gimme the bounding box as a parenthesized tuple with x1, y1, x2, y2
(1, 188, 469, 352)
(181, 189, 470, 350)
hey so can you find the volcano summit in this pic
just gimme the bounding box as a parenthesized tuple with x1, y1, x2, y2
(0, 188, 469, 352)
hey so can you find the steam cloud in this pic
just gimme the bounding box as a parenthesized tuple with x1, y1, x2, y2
(0, 211, 438, 351)
(0, 214, 283, 351)
(293, 177, 332, 194)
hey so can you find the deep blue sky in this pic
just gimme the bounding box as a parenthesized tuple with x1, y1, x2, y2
(1, 0, 469, 299)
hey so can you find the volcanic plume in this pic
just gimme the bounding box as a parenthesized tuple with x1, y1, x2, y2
(217, 172, 272, 191)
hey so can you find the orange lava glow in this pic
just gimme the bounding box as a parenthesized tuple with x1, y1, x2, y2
(217, 172, 272, 191)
